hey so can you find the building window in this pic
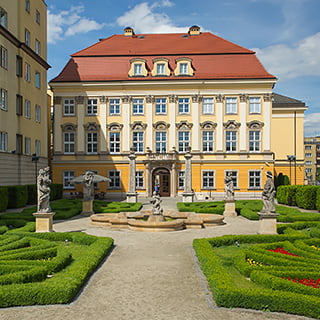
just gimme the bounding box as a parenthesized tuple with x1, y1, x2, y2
(134, 63, 142, 76)
(249, 97, 261, 113)
(63, 99, 75, 116)
(35, 71, 40, 88)
(305, 161, 312, 165)
(202, 131, 214, 152)
(86, 98, 98, 115)
(132, 131, 144, 153)
(35, 10, 40, 24)
(109, 171, 121, 189)
(35, 139, 41, 156)
(225, 170, 238, 188)
(306, 168, 312, 173)
(86, 132, 98, 154)
(249, 171, 261, 189)
(305, 145, 312, 150)
(0, 7, 8, 28)
(63, 171, 75, 189)
(109, 132, 120, 153)
(179, 63, 188, 75)
(16, 94, 23, 115)
(155, 98, 167, 114)
(25, 137, 31, 155)
(16, 56, 23, 77)
(178, 171, 185, 189)
(109, 98, 120, 115)
(0, 46, 8, 69)
(157, 63, 165, 75)
(155, 131, 167, 152)
(63, 132, 75, 154)
(132, 98, 144, 115)
(226, 131, 237, 152)
(16, 134, 23, 155)
(178, 98, 190, 114)
(136, 171, 144, 189)
(0, 131, 7, 151)
(203, 98, 214, 114)
(35, 105, 41, 122)
(249, 131, 261, 152)
(35, 39, 41, 55)
(305, 153, 312, 157)
(202, 171, 214, 189)
(0, 88, 8, 111)
(25, 100, 31, 119)
(25, 0, 30, 13)
(226, 97, 237, 114)
(24, 63, 31, 82)
(25, 29, 31, 46)
(178, 131, 190, 152)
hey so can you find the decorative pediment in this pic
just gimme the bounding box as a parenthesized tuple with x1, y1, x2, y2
(247, 120, 264, 129)
(200, 121, 217, 130)
(153, 121, 170, 130)
(130, 121, 147, 130)
(223, 120, 241, 129)
(61, 123, 77, 131)
(107, 122, 123, 131)
(84, 122, 100, 131)
(176, 120, 193, 130)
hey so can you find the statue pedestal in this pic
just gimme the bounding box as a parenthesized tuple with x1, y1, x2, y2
(258, 212, 279, 234)
(126, 192, 138, 203)
(82, 200, 94, 216)
(33, 212, 55, 233)
(223, 199, 237, 217)
(182, 191, 194, 203)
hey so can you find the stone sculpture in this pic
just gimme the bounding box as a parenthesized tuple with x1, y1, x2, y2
(150, 191, 163, 215)
(224, 172, 234, 200)
(37, 166, 52, 213)
(83, 170, 94, 201)
(261, 171, 276, 214)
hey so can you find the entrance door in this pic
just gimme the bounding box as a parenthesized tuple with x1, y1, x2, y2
(153, 169, 170, 197)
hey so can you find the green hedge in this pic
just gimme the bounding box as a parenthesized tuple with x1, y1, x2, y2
(50, 184, 63, 201)
(177, 201, 225, 215)
(26, 185, 36, 205)
(7, 186, 28, 209)
(0, 187, 8, 212)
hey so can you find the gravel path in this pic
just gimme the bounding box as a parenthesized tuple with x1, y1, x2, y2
(0, 199, 314, 320)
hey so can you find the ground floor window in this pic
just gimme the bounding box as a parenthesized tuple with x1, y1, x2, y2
(249, 171, 261, 189)
(178, 171, 185, 189)
(109, 170, 121, 189)
(202, 171, 214, 189)
(136, 171, 144, 189)
(63, 171, 75, 189)
(225, 170, 238, 188)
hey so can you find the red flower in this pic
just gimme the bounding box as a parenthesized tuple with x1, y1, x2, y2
(268, 247, 300, 257)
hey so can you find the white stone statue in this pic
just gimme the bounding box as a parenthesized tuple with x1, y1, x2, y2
(150, 191, 163, 215)
(224, 172, 234, 200)
(261, 171, 276, 214)
(37, 166, 52, 213)
(83, 170, 94, 201)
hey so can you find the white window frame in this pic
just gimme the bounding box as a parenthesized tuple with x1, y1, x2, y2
(249, 130, 261, 152)
(305, 146, 311, 150)
(86, 98, 98, 115)
(35, 9, 40, 24)
(35, 104, 41, 123)
(225, 170, 238, 188)
(25, 99, 31, 119)
(132, 98, 144, 115)
(63, 132, 75, 154)
(86, 132, 98, 154)
(0, 46, 8, 69)
(202, 98, 214, 114)
(0, 88, 8, 110)
(35, 71, 40, 88)
(63, 99, 75, 116)
(178, 171, 185, 189)
(156, 63, 165, 75)
(178, 98, 190, 114)
(225, 130, 237, 152)
(109, 132, 120, 153)
(202, 130, 214, 153)
(132, 131, 144, 153)
(305, 161, 312, 165)
(249, 97, 261, 114)
(178, 131, 190, 152)
(25, 29, 31, 47)
(35, 39, 41, 55)
(63, 171, 75, 190)
(25, 0, 30, 13)
(136, 171, 144, 189)
(202, 171, 215, 189)
(108, 170, 121, 189)
(306, 153, 312, 157)
(179, 63, 188, 75)
(249, 170, 261, 189)
(226, 97, 237, 114)
(25, 63, 31, 82)
(134, 63, 142, 76)
(109, 98, 120, 115)
(155, 131, 167, 153)
(25, 137, 31, 155)
(0, 7, 8, 28)
(0, 131, 7, 151)
(155, 98, 167, 114)
(35, 139, 41, 157)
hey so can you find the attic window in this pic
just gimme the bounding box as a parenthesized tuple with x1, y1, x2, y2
(129, 58, 148, 77)
(174, 58, 194, 77)
(134, 64, 142, 76)
(151, 58, 170, 77)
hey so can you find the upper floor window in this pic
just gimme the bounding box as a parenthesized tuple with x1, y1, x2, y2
(152, 58, 169, 77)
(109, 132, 120, 153)
(16, 56, 23, 77)
(132, 131, 144, 153)
(129, 59, 147, 77)
(25, 29, 31, 47)
(305, 153, 312, 157)
(157, 63, 165, 75)
(36, 10, 40, 24)
(178, 131, 190, 152)
(134, 63, 142, 76)
(305, 145, 312, 150)
(86, 98, 98, 115)
(305, 161, 312, 166)
(63, 132, 75, 154)
(0, 46, 8, 69)
(35, 39, 41, 55)
(155, 98, 167, 114)
(35, 71, 40, 88)
(179, 63, 188, 75)
(226, 131, 237, 152)
(86, 132, 98, 154)
(25, 137, 31, 155)
(25, 99, 31, 119)
(109, 98, 120, 115)
(35, 104, 41, 122)
(35, 139, 41, 157)
(16, 94, 23, 116)
(155, 131, 167, 153)
(25, 63, 31, 82)
(226, 97, 237, 114)
(202, 131, 214, 153)
(25, 0, 30, 13)
(0, 7, 8, 28)
(63, 99, 75, 116)
(202, 98, 214, 114)
(249, 130, 261, 152)
(178, 98, 190, 114)
(174, 58, 194, 76)
(16, 134, 23, 155)
(0, 131, 7, 151)
(132, 98, 144, 115)
(249, 97, 261, 113)
(0, 88, 8, 111)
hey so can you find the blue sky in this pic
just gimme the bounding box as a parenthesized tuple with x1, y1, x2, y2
(46, 0, 320, 136)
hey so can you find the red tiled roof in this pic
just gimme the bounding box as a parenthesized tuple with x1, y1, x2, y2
(51, 32, 276, 82)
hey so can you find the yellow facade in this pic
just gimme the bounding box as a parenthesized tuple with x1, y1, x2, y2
(0, 0, 50, 185)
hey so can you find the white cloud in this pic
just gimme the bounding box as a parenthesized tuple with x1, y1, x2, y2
(116, 2, 188, 34)
(304, 113, 320, 137)
(48, 6, 105, 43)
(254, 32, 320, 79)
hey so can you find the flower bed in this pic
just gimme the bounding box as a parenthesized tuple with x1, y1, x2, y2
(284, 277, 320, 288)
(268, 247, 300, 257)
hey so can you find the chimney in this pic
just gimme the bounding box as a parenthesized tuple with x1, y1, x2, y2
(124, 27, 135, 37)
(188, 25, 201, 36)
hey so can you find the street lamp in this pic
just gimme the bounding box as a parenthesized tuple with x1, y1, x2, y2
(287, 155, 296, 185)
(32, 153, 40, 185)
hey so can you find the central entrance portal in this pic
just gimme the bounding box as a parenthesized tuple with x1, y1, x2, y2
(152, 168, 170, 197)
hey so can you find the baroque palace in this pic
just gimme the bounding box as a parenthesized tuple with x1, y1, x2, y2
(49, 26, 306, 200)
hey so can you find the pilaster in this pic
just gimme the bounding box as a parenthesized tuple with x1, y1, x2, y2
(76, 97, 85, 153)
(99, 96, 107, 153)
(263, 93, 272, 151)
(146, 95, 154, 150)
(239, 94, 247, 151)
(216, 94, 224, 152)
(122, 96, 131, 152)
(191, 95, 202, 152)
(168, 95, 177, 150)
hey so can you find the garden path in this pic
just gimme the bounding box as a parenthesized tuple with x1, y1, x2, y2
(0, 198, 313, 320)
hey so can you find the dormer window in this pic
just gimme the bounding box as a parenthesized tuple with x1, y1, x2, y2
(174, 58, 194, 76)
(151, 58, 170, 77)
(157, 63, 165, 75)
(129, 58, 148, 77)
(134, 63, 142, 76)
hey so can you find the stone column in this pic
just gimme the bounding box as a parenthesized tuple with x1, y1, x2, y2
(216, 94, 224, 152)
(126, 149, 138, 202)
(99, 96, 108, 154)
(168, 95, 177, 150)
(76, 96, 85, 154)
(239, 94, 247, 152)
(170, 161, 177, 197)
(122, 96, 131, 153)
(191, 95, 201, 152)
(182, 147, 194, 202)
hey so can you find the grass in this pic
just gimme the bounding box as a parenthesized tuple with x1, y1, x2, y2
(93, 200, 142, 213)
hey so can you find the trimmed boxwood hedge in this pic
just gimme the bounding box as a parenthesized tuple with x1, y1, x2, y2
(7, 185, 28, 209)
(0, 187, 8, 212)
(177, 201, 225, 215)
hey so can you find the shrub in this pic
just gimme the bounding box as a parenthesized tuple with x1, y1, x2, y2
(26, 185, 37, 205)
(177, 202, 225, 215)
(50, 184, 63, 201)
(316, 188, 320, 212)
(7, 186, 28, 209)
(0, 187, 8, 212)
(295, 185, 318, 210)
